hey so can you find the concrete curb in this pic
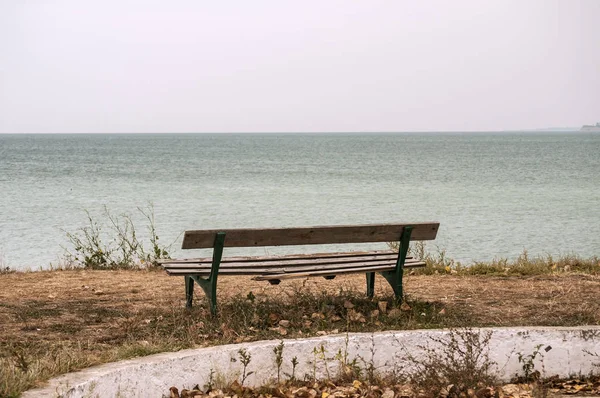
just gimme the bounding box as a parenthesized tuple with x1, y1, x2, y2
(23, 326, 600, 397)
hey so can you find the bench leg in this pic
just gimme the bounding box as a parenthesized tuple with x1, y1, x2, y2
(366, 272, 375, 298)
(192, 275, 218, 316)
(185, 275, 195, 308)
(381, 226, 413, 303)
(381, 271, 402, 302)
(185, 232, 225, 316)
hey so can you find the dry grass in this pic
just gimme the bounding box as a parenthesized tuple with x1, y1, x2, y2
(1, 269, 600, 397)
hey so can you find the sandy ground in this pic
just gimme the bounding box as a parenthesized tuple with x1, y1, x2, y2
(1, 270, 599, 344)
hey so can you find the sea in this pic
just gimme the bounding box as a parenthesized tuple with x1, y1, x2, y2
(0, 132, 599, 271)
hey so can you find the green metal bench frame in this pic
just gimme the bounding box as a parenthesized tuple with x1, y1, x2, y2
(182, 226, 415, 316)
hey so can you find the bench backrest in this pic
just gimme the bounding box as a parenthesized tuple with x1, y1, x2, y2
(181, 222, 439, 249)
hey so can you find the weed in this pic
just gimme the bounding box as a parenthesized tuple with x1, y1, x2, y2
(402, 328, 498, 396)
(62, 204, 173, 269)
(516, 344, 544, 382)
(237, 348, 253, 386)
(204, 368, 215, 391)
(393, 241, 600, 276)
(273, 341, 284, 383)
(0, 250, 13, 274)
(583, 349, 600, 368)
(289, 356, 299, 381)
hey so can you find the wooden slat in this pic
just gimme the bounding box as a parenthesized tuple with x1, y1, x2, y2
(165, 259, 398, 274)
(158, 250, 398, 265)
(181, 222, 439, 249)
(164, 259, 425, 276)
(253, 262, 426, 281)
(162, 253, 400, 270)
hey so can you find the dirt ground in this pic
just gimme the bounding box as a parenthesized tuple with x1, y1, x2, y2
(1, 269, 600, 397)
(1, 269, 599, 344)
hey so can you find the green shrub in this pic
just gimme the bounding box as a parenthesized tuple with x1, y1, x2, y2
(62, 204, 173, 270)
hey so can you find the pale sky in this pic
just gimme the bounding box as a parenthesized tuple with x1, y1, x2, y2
(1, 0, 599, 133)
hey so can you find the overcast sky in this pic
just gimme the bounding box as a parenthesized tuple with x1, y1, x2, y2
(1, 0, 599, 133)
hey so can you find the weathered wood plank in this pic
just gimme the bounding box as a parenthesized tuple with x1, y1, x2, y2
(164, 259, 425, 276)
(253, 262, 426, 281)
(162, 253, 401, 269)
(181, 222, 439, 249)
(166, 259, 398, 274)
(158, 250, 398, 265)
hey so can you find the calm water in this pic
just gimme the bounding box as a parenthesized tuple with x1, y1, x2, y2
(0, 132, 599, 270)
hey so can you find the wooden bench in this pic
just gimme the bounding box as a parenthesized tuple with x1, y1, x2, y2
(160, 222, 439, 315)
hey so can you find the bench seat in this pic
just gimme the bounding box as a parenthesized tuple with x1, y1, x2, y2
(160, 250, 426, 282)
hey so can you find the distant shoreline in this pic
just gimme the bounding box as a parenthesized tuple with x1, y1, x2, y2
(0, 129, 587, 135)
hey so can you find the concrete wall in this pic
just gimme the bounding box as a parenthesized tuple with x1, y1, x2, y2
(23, 327, 600, 398)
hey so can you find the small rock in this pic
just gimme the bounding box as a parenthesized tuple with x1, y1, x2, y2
(316, 331, 327, 336)
(94, 290, 104, 295)
(303, 320, 313, 328)
(388, 308, 402, 319)
(370, 309, 380, 318)
(378, 301, 388, 313)
(400, 302, 411, 311)
(438, 308, 446, 315)
(330, 315, 342, 322)
(169, 386, 180, 398)
(343, 300, 355, 309)
(269, 313, 279, 324)
(278, 319, 290, 328)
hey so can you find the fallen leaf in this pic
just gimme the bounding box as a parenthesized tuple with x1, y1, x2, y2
(311, 312, 325, 320)
(348, 309, 366, 323)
